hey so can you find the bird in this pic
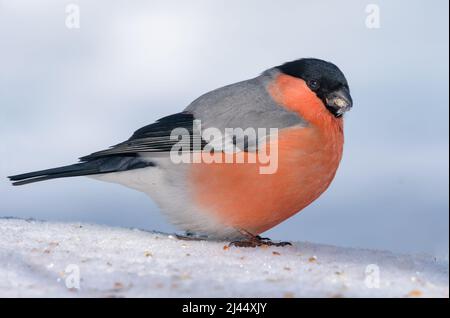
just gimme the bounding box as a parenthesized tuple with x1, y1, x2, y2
(8, 58, 353, 247)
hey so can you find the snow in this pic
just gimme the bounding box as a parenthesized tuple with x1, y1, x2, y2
(0, 218, 448, 298)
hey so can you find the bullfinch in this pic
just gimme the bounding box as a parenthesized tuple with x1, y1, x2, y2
(9, 58, 353, 247)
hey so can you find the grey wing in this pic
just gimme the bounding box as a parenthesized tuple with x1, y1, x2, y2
(185, 69, 307, 151)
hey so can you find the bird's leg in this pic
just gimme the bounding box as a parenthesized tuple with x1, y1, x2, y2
(229, 229, 292, 248)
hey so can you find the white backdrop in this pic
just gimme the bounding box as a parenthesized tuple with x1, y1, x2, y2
(1, 0, 448, 257)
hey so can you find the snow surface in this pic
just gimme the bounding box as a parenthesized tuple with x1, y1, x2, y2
(0, 218, 448, 298)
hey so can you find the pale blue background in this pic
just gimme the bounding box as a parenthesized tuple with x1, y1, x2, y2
(1, 0, 448, 257)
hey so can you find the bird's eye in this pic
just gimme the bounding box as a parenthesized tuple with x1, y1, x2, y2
(308, 80, 320, 90)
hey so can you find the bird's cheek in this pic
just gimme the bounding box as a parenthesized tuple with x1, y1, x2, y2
(268, 74, 329, 124)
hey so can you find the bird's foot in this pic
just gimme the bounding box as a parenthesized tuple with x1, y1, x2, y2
(229, 230, 292, 248)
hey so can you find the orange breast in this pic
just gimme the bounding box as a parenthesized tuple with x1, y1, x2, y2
(188, 74, 344, 234)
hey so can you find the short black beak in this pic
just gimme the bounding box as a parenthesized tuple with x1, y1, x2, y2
(325, 87, 353, 117)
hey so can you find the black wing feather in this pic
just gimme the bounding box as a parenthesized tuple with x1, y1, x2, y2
(8, 112, 200, 186)
(80, 112, 204, 161)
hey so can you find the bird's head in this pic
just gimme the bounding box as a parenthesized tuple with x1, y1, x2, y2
(277, 58, 353, 118)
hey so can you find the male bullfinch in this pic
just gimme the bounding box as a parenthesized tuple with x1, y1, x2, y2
(9, 58, 353, 247)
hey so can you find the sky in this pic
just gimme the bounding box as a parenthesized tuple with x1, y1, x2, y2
(0, 0, 448, 257)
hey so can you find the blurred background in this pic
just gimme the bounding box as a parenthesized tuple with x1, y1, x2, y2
(1, 0, 448, 257)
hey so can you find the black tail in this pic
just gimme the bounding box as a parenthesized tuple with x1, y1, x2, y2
(8, 156, 154, 186)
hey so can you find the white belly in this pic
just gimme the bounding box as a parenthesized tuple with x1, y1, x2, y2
(90, 158, 240, 239)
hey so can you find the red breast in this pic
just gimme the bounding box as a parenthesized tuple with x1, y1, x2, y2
(188, 73, 344, 234)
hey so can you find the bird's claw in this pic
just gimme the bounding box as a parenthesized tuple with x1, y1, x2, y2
(229, 232, 292, 248)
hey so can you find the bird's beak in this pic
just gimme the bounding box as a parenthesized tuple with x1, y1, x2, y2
(325, 87, 353, 117)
